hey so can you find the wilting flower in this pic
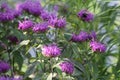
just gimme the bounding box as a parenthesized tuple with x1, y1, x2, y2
(0, 61, 10, 73)
(7, 35, 19, 44)
(55, 17, 66, 28)
(59, 61, 74, 74)
(20, 0, 42, 16)
(90, 41, 106, 53)
(41, 44, 61, 57)
(18, 20, 33, 30)
(78, 10, 94, 22)
(71, 31, 89, 42)
(32, 22, 48, 33)
(0, 75, 22, 80)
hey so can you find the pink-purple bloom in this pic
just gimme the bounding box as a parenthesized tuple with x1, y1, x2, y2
(48, 14, 66, 28)
(78, 10, 94, 22)
(71, 31, 89, 42)
(0, 61, 10, 73)
(55, 17, 66, 28)
(32, 22, 48, 33)
(18, 20, 33, 30)
(41, 44, 61, 57)
(40, 10, 50, 21)
(48, 14, 58, 27)
(90, 41, 106, 53)
(20, 0, 42, 16)
(59, 61, 74, 74)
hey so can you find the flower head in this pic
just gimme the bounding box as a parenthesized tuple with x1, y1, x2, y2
(32, 22, 48, 33)
(59, 61, 74, 74)
(90, 41, 106, 53)
(41, 44, 61, 57)
(78, 10, 94, 22)
(55, 17, 66, 28)
(48, 13, 58, 27)
(20, 0, 42, 16)
(18, 20, 33, 31)
(71, 31, 89, 42)
(0, 61, 10, 73)
(40, 10, 50, 21)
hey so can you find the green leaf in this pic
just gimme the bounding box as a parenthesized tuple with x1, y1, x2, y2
(13, 51, 23, 70)
(64, 33, 72, 41)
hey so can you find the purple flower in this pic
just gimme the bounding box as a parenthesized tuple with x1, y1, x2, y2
(32, 22, 48, 33)
(20, 0, 42, 16)
(90, 41, 106, 53)
(71, 33, 80, 42)
(0, 2, 21, 22)
(0, 61, 10, 73)
(18, 20, 33, 30)
(59, 61, 74, 74)
(71, 31, 89, 42)
(7, 35, 19, 44)
(48, 13, 58, 27)
(55, 17, 66, 28)
(40, 10, 50, 21)
(88, 31, 97, 41)
(41, 44, 61, 57)
(78, 10, 94, 22)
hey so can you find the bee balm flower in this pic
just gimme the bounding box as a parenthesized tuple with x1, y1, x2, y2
(59, 61, 74, 74)
(78, 10, 94, 22)
(0, 61, 10, 73)
(90, 41, 106, 53)
(41, 44, 61, 57)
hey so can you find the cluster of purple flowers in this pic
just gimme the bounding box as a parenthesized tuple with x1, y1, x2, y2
(0, 3, 20, 22)
(71, 31, 106, 53)
(19, 0, 42, 16)
(78, 10, 94, 22)
(41, 44, 61, 57)
(59, 61, 74, 74)
(0, 61, 10, 73)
